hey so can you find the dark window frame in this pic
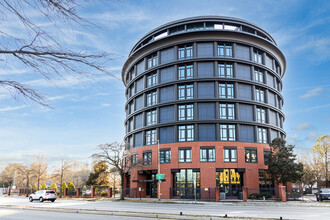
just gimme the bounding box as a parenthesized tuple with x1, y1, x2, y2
(224, 147, 237, 163)
(245, 148, 258, 163)
(200, 146, 215, 162)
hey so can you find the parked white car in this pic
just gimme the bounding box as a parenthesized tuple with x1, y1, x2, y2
(29, 190, 57, 202)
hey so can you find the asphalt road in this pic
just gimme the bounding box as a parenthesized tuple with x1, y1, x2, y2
(0, 208, 155, 220)
(0, 196, 329, 220)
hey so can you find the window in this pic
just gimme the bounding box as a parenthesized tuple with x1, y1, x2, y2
(224, 147, 237, 162)
(146, 129, 157, 145)
(218, 43, 233, 57)
(254, 49, 263, 64)
(178, 84, 194, 100)
(143, 151, 152, 165)
(132, 153, 138, 164)
(218, 63, 233, 78)
(255, 88, 265, 103)
(178, 104, 194, 120)
(256, 107, 266, 123)
(178, 148, 192, 162)
(219, 83, 234, 98)
(178, 64, 193, 80)
(147, 72, 157, 87)
(160, 149, 171, 164)
(200, 147, 215, 162)
(264, 149, 271, 164)
(254, 69, 264, 83)
(219, 124, 236, 141)
(245, 148, 257, 163)
(219, 103, 235, 119)
(257, 127, 268, 143)
(178, 125, 194, 141)
(147, 53, 158, 68)
(178, 45, 193, 59)
(146, 90, 157, 106)
(146, 110, 157, 126)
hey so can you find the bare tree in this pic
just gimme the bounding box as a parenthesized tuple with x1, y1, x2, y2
(52, 160, 72, 196)
(92, 142, 141, 200)
(0, 0, 118, 106)
(16, 163, 34, 197)
(109, 167, 121, 198)
(31, 155, 48, 190)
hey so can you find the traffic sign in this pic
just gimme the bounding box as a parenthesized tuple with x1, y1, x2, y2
(46, 181, 51, 187)
(156, 174, 164, 179)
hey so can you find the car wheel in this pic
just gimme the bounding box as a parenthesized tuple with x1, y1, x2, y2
(320, 197, 323, 201)
(316, 197, 319, 201)
(39, 197, 43, 202)
(29, 197, 33, 202)
(51, 199, 55, 202)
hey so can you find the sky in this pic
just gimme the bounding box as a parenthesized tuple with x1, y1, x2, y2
(0, 0, 329, 170)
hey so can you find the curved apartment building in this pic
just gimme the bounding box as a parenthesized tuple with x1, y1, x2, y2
(122, 16, 286, 199)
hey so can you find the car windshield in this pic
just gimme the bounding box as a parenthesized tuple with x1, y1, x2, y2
(46, 190, 56, 194)
(321, 189, 330, 193)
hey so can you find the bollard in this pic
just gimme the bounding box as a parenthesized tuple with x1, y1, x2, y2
(180, 212, 182, 215)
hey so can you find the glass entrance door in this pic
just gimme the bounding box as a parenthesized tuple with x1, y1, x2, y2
(146, 174, 157, 198)
(173, 169, 200, 199)
(216, 169, 243, 198)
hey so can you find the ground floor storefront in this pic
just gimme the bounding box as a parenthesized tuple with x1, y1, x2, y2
(124, 168, 284, 201)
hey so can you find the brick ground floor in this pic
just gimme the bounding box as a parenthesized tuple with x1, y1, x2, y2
(124, 141, 289, 200)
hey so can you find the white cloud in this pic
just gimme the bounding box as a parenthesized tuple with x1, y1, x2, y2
(295, 123, 312, 131)
(300, 87, 323, 98)
(306, 131, 318, 142)
(0, 105, 28, 112)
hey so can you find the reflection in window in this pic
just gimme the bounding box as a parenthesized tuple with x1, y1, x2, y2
(178, 64, 193, 80)
(255, 88, 265, 103)
(200, 147, 215, 162)
(218, 44, 233, 57)
(218, 63, 233, 78)
(256, 107, 266, 123)
(254, 69, 264, 83)
(178, 125, 194, 141)
(219, 83, 234, 98)
(219, 103, 235, 119)
(178, 104, 194, 120)
(147, 54, 158, 69)
(146, 109, 157, 126)
(146, 129, 157, 145)
(143, 151, 152, 165)
(178, 148, 192, 162)
(160, 149, 171, 164)
(178, 45, 193, 60)
(178, 84, 194, 100)
(254, 50, 263, 64)
(147, 72, 157, 87)
(220, 124, 236, 141)
(224, 147, 237, 162)
(147, 91, 157, 106)
(245, 148, 257, 163)
(257, 127, 268, 143)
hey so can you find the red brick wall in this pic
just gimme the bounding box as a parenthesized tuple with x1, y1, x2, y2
(127, 141, 270, 199)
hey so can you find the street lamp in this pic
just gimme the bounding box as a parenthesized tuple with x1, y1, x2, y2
(146, 134, 161, 201)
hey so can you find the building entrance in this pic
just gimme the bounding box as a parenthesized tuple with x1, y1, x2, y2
(146, 174, 157, 198)
(173, 169, 200, 199)
(216, 169, 243, 198)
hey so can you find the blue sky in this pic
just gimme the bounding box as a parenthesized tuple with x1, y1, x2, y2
(0, 0, 329, 169)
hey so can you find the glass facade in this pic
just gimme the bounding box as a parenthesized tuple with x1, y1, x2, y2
(123, 17, 285, 149)
(122, 16, 286, 200)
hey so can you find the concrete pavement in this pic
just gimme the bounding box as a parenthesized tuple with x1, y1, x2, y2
(0, 196, 329, 220)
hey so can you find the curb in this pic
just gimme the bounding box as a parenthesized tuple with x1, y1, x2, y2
(0, 205, 265, 220)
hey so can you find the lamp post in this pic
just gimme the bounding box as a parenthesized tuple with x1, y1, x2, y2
(146, 134, 161, 201)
